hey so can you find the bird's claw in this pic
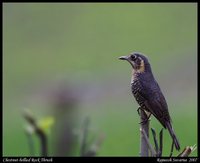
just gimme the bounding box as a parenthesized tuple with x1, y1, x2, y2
(139, 119, 150, 125)
(137, 107, 141, 115)
(139, 111, 151, 125)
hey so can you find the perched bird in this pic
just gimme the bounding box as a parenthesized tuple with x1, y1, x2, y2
(119, 52, 180, 151)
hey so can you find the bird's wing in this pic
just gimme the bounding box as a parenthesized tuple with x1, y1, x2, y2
(140, 80, 171, 128)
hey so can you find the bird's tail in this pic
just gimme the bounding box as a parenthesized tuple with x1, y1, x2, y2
(165, 121, 180, 151)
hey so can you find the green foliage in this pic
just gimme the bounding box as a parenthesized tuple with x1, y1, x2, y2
(37, 116, 55, 135)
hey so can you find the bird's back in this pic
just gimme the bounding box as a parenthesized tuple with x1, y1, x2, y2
(131, 70, 171, 128)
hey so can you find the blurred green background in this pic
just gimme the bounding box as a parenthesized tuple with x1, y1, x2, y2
(3, 3, 197, 156)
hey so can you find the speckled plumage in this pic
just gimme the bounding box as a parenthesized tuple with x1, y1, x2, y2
(131, 67, 171, 127)
(119, 52, 180, 151)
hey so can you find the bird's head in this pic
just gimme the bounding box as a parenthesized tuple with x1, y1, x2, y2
(119, 52, 150, 73)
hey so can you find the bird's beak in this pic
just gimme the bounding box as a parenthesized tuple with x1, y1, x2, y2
(118, 56, 129, 60)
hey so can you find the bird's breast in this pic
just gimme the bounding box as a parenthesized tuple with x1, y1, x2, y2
(131, 79, 146, 108)
(131, 70, 138, 84)
(131, 72, 151, 112)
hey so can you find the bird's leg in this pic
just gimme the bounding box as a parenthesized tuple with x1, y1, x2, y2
(139, 112, 151, 125)
(137, 106, 142, 115)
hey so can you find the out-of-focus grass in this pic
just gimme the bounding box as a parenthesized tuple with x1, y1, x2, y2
(78, 96, 197, 156)
(3, 3, 197, 156)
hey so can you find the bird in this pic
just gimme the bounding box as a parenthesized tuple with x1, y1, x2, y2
(119, 52, 180, 151)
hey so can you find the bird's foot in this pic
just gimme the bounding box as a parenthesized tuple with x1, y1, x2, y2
(137, 107, 141, 115)
(139, 118, 150, 125)
(139, 112, 151, 125)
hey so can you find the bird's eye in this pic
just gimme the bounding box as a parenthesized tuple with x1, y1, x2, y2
(131, 55, 137, 61)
